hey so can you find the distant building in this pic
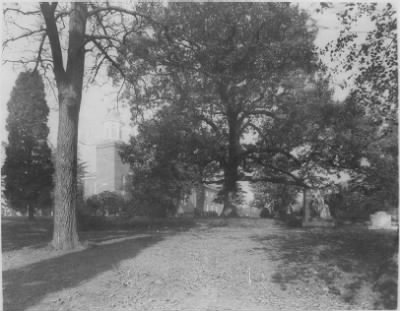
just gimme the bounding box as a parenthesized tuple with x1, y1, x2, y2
(82, 108, 130, 198)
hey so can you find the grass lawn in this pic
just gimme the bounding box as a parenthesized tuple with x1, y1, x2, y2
(2, 217, 398, 310)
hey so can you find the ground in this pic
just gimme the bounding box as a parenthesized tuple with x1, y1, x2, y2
(2, 217, 398, 311)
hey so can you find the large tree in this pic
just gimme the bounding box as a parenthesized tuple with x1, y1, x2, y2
(2, 71, 54, 219)
(1, 1, 171, 248)
(3, 2, 155, 249)
(113, 3, 319, 214)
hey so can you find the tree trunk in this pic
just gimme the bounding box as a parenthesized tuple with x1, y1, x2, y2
(303, 188, 311, 223)
(195, 184, 205, 215)
(223, 166, 239, 216)
(43, 3, 87, 250)
(52, 98, 80, 249)
(27, 203, 34, 220)
(222, 108, 240, 217)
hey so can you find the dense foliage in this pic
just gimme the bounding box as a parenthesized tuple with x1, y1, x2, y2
(2, 71, 54, 218)
(113, 3, 323, 214)
(119, 104, 220, 217)
(84, 191, 126, 217)
(322, 3, 398, 213)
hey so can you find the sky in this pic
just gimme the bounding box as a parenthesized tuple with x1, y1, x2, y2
(0, 2, 380, 173)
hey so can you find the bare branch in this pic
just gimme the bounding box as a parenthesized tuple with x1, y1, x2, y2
(3, 59, 40, 65)
(84, 35, 120, 44)
(3, 7, 41, 16)
(87, 5, 155, 24)
(3, 28, 46, 48)
(33, 33, 47, 72)
(88, 54, 107, 84)
(90, 39, 126, 79)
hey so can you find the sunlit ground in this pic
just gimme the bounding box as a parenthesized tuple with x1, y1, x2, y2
(2, 217, 398, 311)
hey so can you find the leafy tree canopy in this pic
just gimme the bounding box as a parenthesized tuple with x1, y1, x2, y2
(322, 3, 398, 209)
(113, 3, 323, 213)
(323, 3, 397, 126)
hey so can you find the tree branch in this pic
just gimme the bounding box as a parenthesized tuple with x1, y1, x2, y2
(84, 34, 120, 44)
(3, 28, 46, 48)
(242, 175, 308, 188)
(3, 7, 41, 15)
(90, 39, 126, 79)
(33, 33, 47, 72)
(197, 115, 222, 136)
(249, 109, 278, 118)
(40, 2, 66, 85)
(87, 5, 155, 24)
(243, 122, 302, 166)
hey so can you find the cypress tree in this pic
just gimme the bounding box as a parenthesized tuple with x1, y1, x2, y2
(2, 71, 54, 219)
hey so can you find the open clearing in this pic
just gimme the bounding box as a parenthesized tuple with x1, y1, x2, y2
(2, 217, 398, 310)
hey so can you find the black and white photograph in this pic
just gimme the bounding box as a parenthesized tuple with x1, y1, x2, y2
(1, 1, 398, 310)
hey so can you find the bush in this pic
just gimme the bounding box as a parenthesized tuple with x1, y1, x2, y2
(83, 191, 127, 217)
(127, 199, 170, 218)
(76, 212, 110, 231)
(326, 188, 381, 222)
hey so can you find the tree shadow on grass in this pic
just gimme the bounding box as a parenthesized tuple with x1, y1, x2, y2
(2, 216, 197, 251)
(2, 217, 53, 251)
(3, 228, 191, 311)
(251, 227, 398, 309)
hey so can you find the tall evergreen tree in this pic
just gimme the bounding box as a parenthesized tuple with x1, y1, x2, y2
(2, 71, 54, 219)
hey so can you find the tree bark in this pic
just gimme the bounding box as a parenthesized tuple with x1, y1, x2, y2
(41, 3, 88, 250)
(222, 106, 240, 217)
(52, 98, 80, 249)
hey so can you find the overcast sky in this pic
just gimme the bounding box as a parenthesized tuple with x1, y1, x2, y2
(0, 2, 380, 173)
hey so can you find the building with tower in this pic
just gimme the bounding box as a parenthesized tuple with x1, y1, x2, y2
(82, 108, 130, 198)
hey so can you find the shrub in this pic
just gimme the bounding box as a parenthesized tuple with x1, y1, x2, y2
(326, 188, 381, 222)
(84, 191, 127, 217)
(76, 212, 110, 231)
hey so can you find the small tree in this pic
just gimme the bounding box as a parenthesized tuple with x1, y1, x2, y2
(2, 71, 54, 219)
